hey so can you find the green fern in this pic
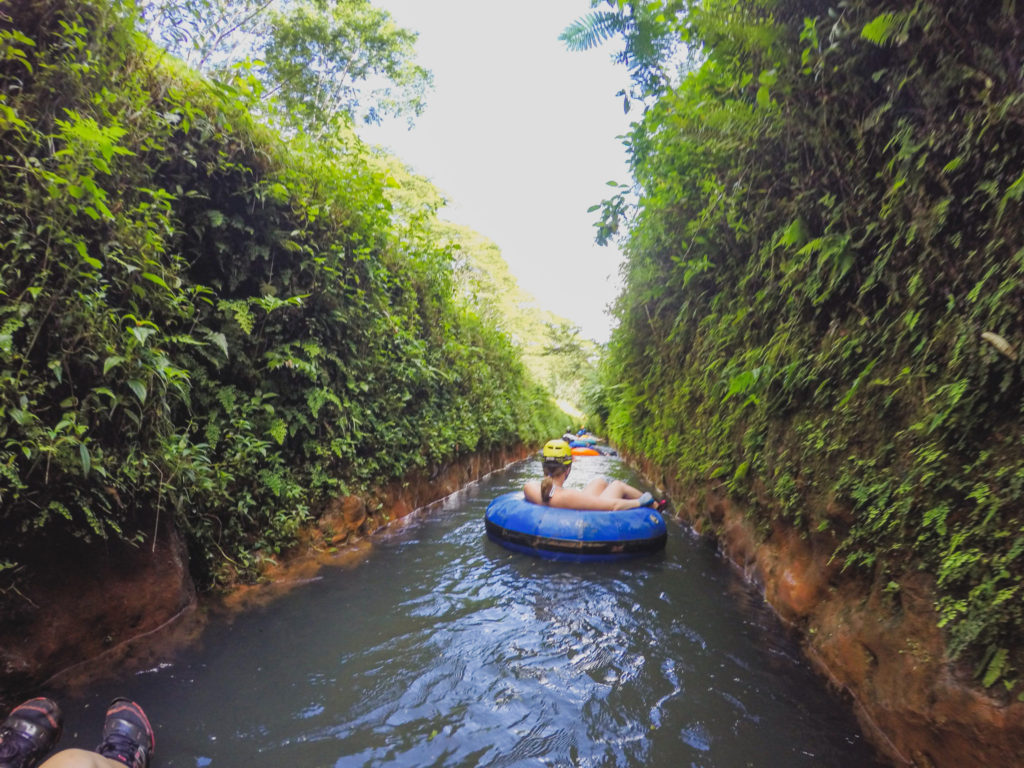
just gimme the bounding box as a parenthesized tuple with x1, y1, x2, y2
(559, 11, 628, 52)
(860, 12, 910, 47)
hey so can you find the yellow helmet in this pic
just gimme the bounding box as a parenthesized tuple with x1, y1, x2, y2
(542, 439, 573, 465)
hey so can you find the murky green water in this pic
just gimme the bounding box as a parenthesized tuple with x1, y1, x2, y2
(50, 455, 885, 767)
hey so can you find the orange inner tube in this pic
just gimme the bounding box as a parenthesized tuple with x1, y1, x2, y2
(571, 446, 601, 456)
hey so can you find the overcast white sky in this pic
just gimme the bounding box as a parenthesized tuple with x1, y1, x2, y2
(359, 0, 635, 344)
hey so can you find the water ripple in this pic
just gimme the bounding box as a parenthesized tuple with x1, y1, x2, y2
(55, 457, 885, 768)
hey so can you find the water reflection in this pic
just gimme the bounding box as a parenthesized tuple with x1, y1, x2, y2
(48, 455, 885, 767)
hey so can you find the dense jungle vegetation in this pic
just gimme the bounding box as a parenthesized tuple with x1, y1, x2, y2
(0, 0, 572, 594)
(575, 0, 1024, 693)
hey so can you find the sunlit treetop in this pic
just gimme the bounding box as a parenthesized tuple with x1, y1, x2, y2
(139, 0, 433, 136)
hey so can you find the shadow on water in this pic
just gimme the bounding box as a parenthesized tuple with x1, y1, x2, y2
(44, 455, 888, 767)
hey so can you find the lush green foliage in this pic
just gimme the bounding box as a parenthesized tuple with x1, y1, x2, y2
(0, 0, 564, 590)
(592, 0, 1024, 692)
(441, 222, 598, 412)
(363, 153, 598, 415)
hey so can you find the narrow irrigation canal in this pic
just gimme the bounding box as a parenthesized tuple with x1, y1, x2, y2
(49, 455, 885, 767)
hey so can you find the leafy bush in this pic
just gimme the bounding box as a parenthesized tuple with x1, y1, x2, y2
(1, 0, 564, 589)
(593, 0, 1024, 692)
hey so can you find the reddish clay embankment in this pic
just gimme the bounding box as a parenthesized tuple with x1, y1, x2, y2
(644, 455, 1024, 768)
(0, 517, 196, 704)
(0, 444, 529, 706)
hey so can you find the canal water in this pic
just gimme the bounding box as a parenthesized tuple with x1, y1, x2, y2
(49, 454, 885, 767)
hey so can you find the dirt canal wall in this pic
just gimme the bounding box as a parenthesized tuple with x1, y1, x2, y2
(0, 444, 530, 706)
(632, 453, 1024, 768)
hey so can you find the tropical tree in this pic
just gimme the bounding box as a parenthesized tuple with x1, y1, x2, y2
(542, 320, 596, 406)
(140, 0, 432, 134)
(560, 0, 690, 112)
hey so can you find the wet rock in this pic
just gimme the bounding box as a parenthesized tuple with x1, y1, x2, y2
(315, 495, 368, 543)
(720, 516, 758, 573)
(0, 518, 195, 707)
(387, 497, 414, 520)
(758, 528, 825, 623)
(342, 496, 367, 529)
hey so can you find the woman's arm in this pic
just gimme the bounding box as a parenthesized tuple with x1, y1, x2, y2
(523, 481, 542, 504)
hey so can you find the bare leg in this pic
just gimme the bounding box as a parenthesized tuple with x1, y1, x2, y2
(39, 748, 125, 768)
(598, 480, 643, 500)
(582, 478, 609, 495)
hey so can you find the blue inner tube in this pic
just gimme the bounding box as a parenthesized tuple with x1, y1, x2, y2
(484, 492, 667, 561)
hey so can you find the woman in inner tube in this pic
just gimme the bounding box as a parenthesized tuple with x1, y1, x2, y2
(523, 439, 662, 511)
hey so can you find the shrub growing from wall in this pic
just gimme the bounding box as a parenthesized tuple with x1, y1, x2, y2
(597, 0, 1024, 692)
(0, 0, 565, 589)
